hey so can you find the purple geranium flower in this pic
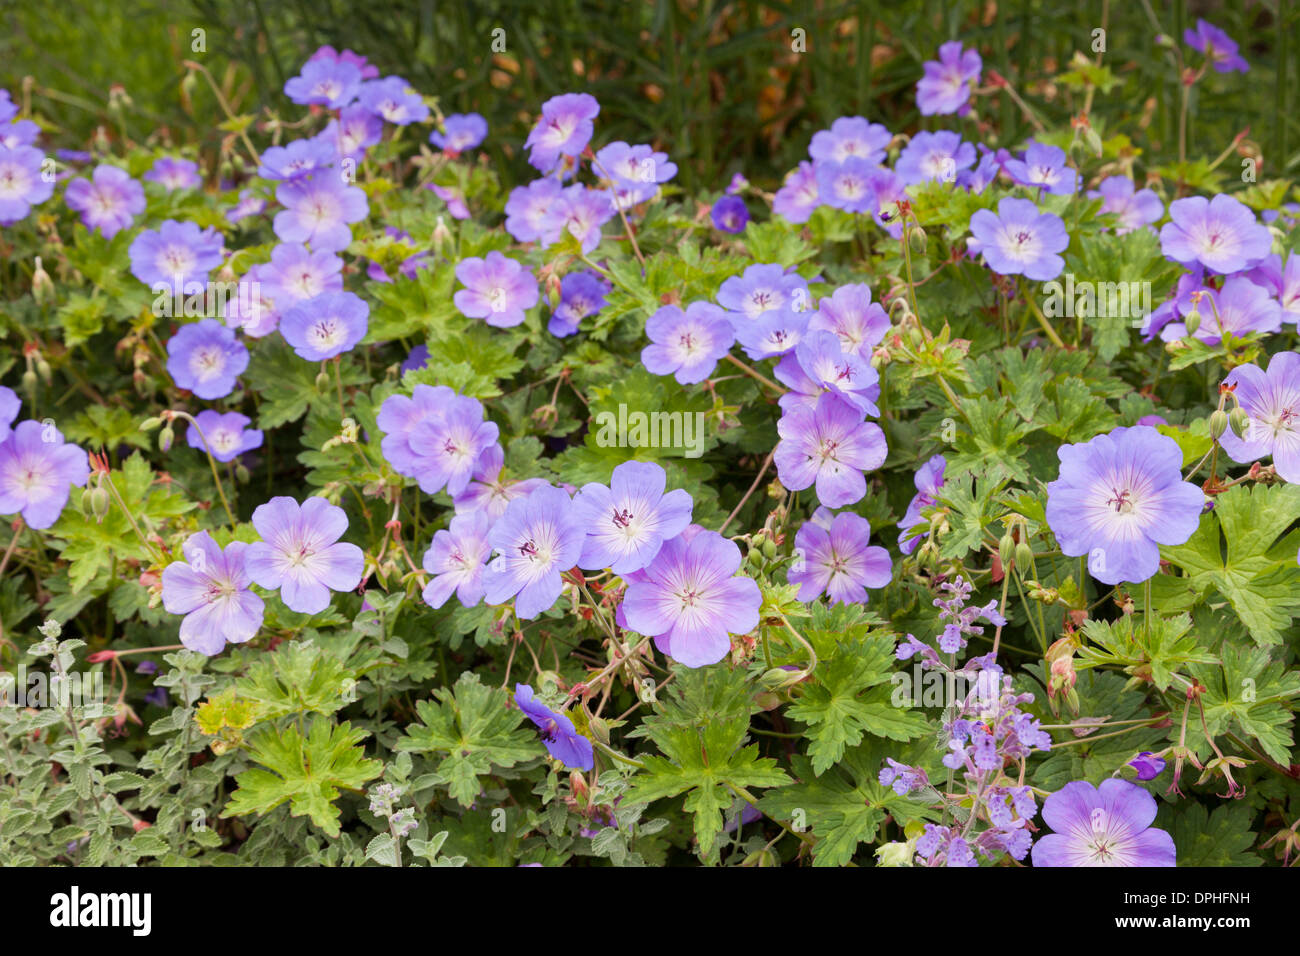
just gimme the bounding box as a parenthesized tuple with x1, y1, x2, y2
(161, 531, 264, 656)
(408, 393, 499, 497)
(788, 507, 892, 604)
(815, 156, 880, 213)
(307, 45, 379, 80)
(711, 195, 749, 233)
(0, 120, 40, 149)
(186, 410, 263, 463)
(774, 329, 881, 416)
(430, 113, 488, 152)
(0, 420, 89, 529)
(772, 160, 819, 224)
(280, 290, 369, 361)
(166, 319, 249, 400)
(273, 174, 368, 253)
(0, 90, 16, 124)
(735, 310, 810, 360)
(1045, 425, 1204, 585)
(284, 57, 363, 108)
(717, 263, 811, 325)
(227, 190, 266, 224)
(774, 394, 888, 508)
(808, 283, 890, 360)
(0, 385, 19, 443)
(968, 197, 1069, 281)
(917, 41, 981, 116)
(525, 93, 599, 173)
(1129, 752, 1166, 781)
(224, 264, 281, 338)
(128, 219, 224, 291)
(621, 530, 761, 668)
(483, 484, 585, 619)
(573, 460, 693, 574)
(451, 444, 548, 521)
(263, 242, 344, 305)
(245, 496, 365, 614)
(257, 138, 336, 181)
(356, 76, 429, 125)
(1003, 141, 1078, 195)
(808, 116, 890, 165)
(515, 684, 593, 771)
(504, 178, 564, 243)
(144, 157, 200, 191)
(595, 141, 677, 208)
(549, 270, 609, 337)
(1217, 350, 1300, 482)
(538, 184, 615, 253)
(377, 384, 457, 477)
(898, 454, 946, 554)
(1087, 176, 1163, 234)
(640, 301, 735, 385)
(1166, 276, 1282, 345)
(1160, 194, 1271, 275)
(0, 145, 55, 225)
(421, 510, 492, 608)
(454, 251, 539, 328)
(1246, 253, 1300, 324)
(313, 106, 383, 164)
(895, 131, 976, 186)
(1031, 779, 1175, 867)
(1184, 18, 1249, 73)
(64, 164, 145, 238)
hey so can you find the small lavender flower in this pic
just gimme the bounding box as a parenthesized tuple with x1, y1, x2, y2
(144, 157, 201, 191)
(227, 190, 266, 224)
(1045, 425, 1204, 585)
(788, 507, 891, 604)
(128, 219, 224, 291)
(64, 164, 145, 238)
(307, 45, 379, 80)
(774, 394, 887, 508)
(968, 197, 1069, 281)
(224, 264, 281, 338)
(0, 420, 89, 529)
(640, 301, 735, 385)
(897, 454, 946, 554)
(1168, 276, 1282, 345)
(573, 460, 693, 574)
(916, 41, 981, 116)
(717, 263, 811, 325)
(815, 156, 880, 214)
(245, 496, 365, 614)
(0, 90, 16, 124)
(0, 145, 55, 225)
(956, 144, 1001, 193)
(1002, 141, 1078, 195)
(1129, 752, 1166, 781)
(0, 120, 39, 149)
(262, 242, 344, 306)
(504, 178, 564, 243)
(430, 113, 488, 152)
(273, 174, 369, 253)
(524, 93, 600, 173)
(1031, 779, 1175, 867)
(1160, 194, 1271, 275)
(408, 393, 499, 496)
(595, 141, 677, 207)
(421, 510, 492, 608)
(538, 184, 615, 253)
(711, 195, 749, 233)
(186, 410, 263, 463)
(451, 445, 548, 521)
(1184, 18, 1249, 73)
(932, 576, 1006, 654)
(1217, 350, 1300, 482)
(735, 310, 810, 360)
(1087, 176, 1163, 234)
(1246, 253, 1300, 324)
(0, 385, 19, 443)
(772, 160, 819, 224)
(257, 138, 336, 181)
(878, 758, 931, 797)
(161, 531, 264, 656)
(895, 131, 976, 186)
(454, 251, 539, 328)
(284, 57, 363, 108)
(280, 290, 369, 361)
(807, 283, 890, 360)
(808, 116, 891, 165)
(515, 684, 593, 770)
(549, 270, 609, 337)
(774, 329, 880, 416)
(377, 384, 458, 476)
(357, 76, 429, 125)
(313, 106, 383, 164)
(483, 485, 585, 619)
(1143, 269, 1211, 340)
(621, 529, 761, 668)
(166, 319, 249, 400)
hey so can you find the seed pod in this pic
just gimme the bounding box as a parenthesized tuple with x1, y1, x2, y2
(1208, 409, 1228, 439)
(1228, 406, 1250, 439)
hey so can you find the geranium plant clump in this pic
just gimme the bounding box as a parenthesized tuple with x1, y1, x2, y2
(0, 18, 1296, 869)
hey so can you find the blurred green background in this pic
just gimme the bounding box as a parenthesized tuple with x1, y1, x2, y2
(1, 0, 1294, 192)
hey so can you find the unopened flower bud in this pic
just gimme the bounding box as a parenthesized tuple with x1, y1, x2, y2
(158, 425, 174, 452)
(998, 532, 1015, 570)
(1208, 409, 1228, 439)
(1014, 540, 1034, 576)
(235, 463, 251, 484)
(90, 485, 110, 520)
(32, 256, 54, 305)
(1228, 406, 1249, 439)
(907, 224, 927, 254)
(315, 369, 331, 391)
(140, 416, 164, 432)
(21, 369, 38, 395)
(1184, 309, 1201, 336)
